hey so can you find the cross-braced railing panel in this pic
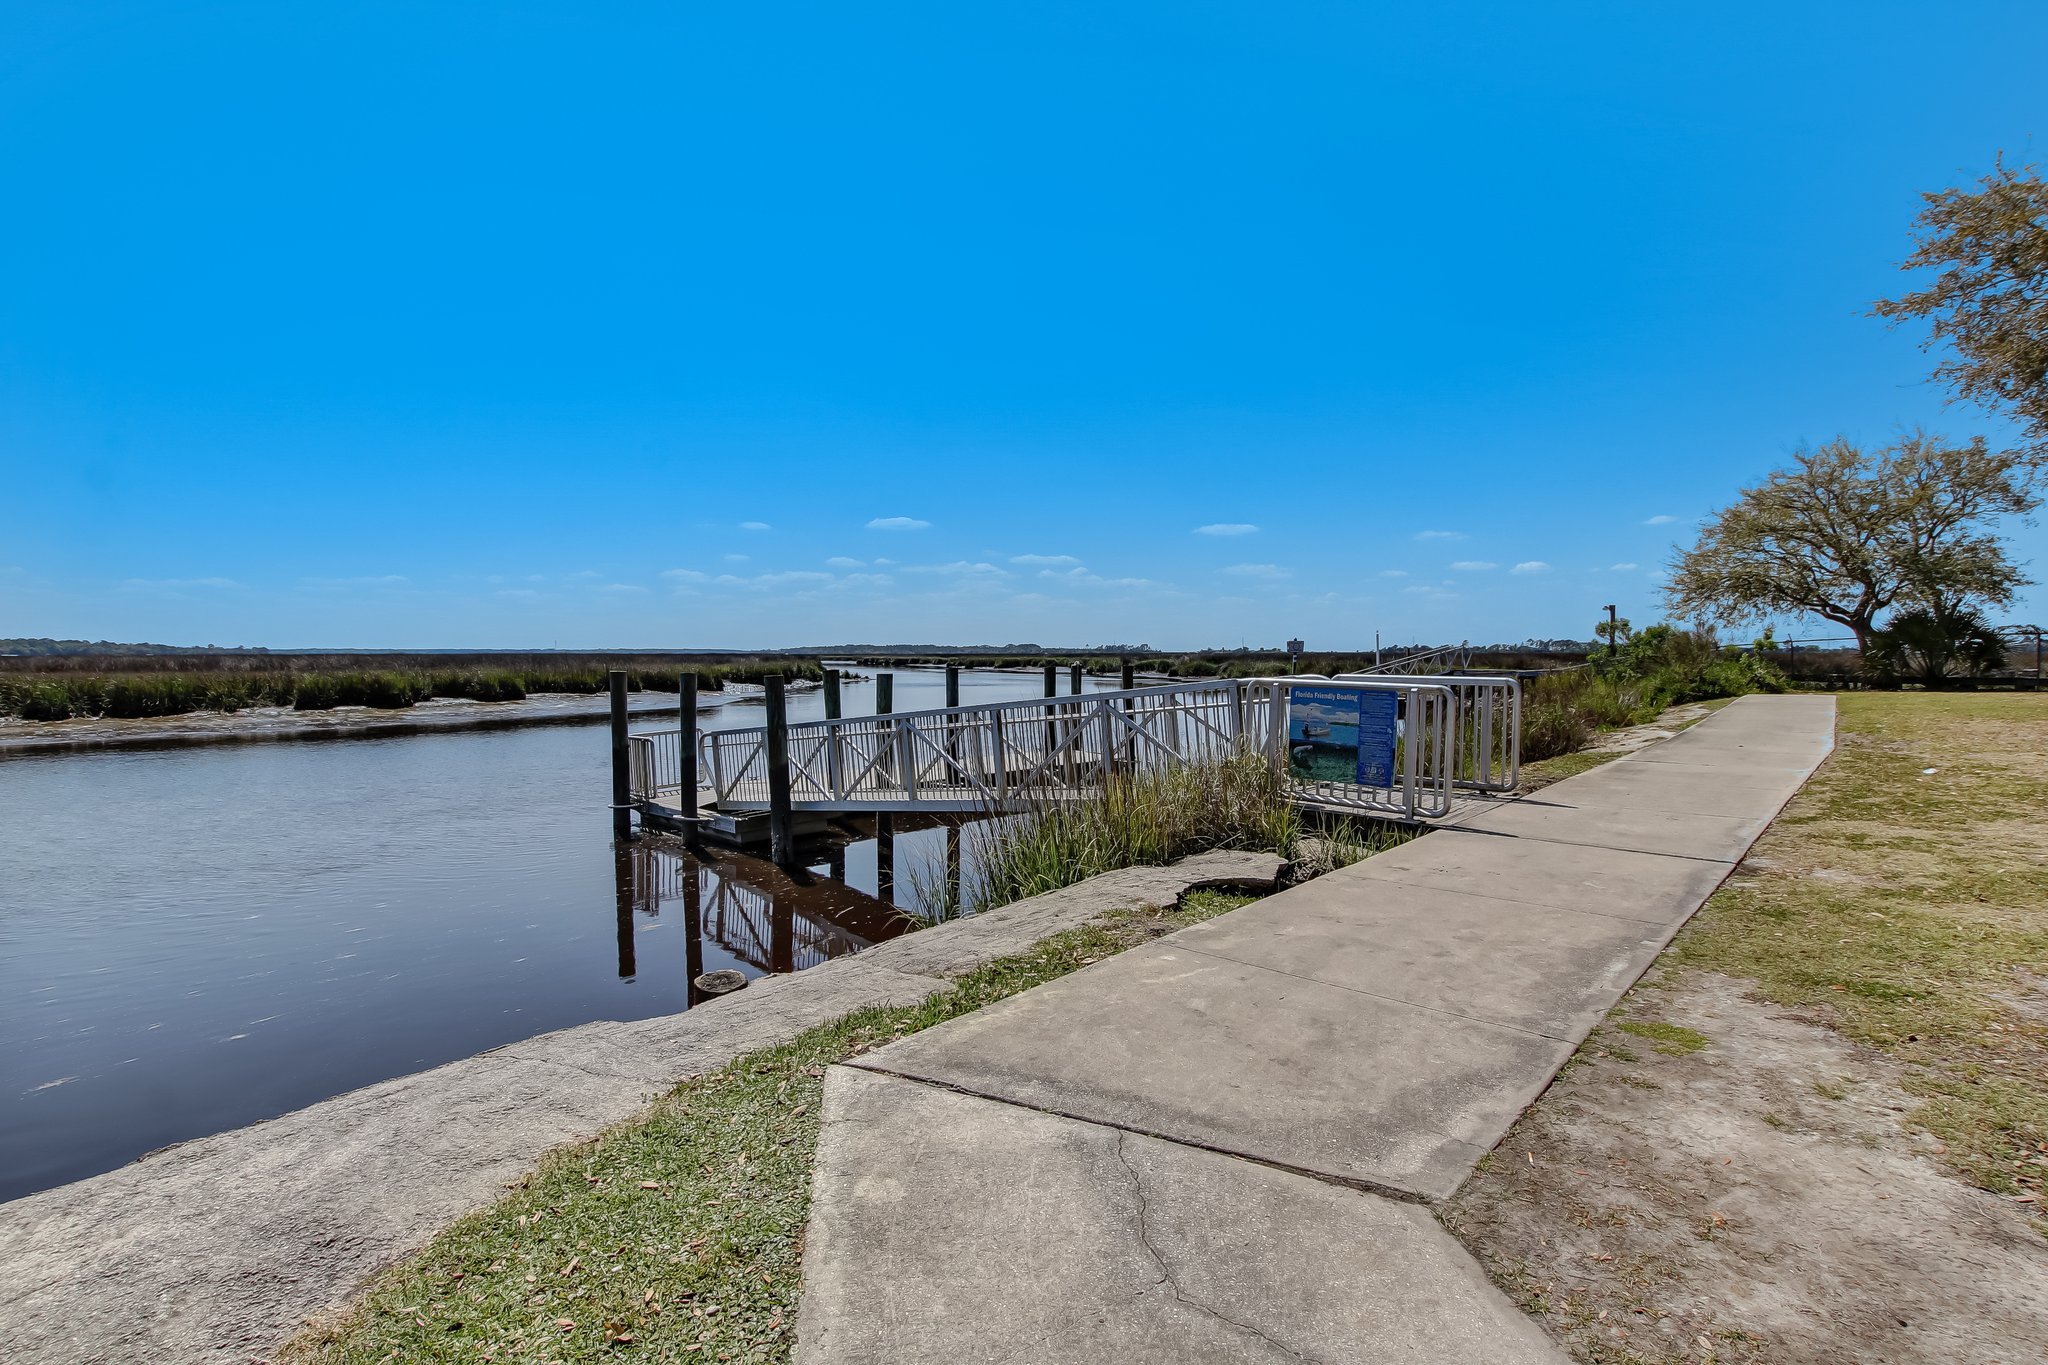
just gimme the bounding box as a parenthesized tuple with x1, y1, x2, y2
(632, 673, 1514, 825)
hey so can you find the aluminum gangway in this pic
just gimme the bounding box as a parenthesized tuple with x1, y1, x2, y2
(630, 674, 1520, 828)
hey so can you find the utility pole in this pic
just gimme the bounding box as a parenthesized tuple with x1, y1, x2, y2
(1603, 604, 1618, 659)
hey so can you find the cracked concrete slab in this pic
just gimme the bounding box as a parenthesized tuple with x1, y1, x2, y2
(1338, 827, 1734, 923)
(1167, 877, 1677, 1040)
(853, 939, 1574, 1200)
(796, 1067, 1566, 1365)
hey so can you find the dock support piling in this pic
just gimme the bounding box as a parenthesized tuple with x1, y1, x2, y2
(764, 675, 796, 866)
(1069, 663, 1083, 696)
(679, 673, 700, 847)
(1042, 663, 1057, 698)
(608, 669, 632, 842)
(875, 674, 894, 847)
(1120, 659, 1134, 691)
(824, 668, 842, 720)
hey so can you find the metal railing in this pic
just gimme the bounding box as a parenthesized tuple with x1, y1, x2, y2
(1334, 671, 1520, 792)
(630, 672, 1516, 825)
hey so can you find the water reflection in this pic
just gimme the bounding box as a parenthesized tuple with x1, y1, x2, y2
(615, 840, 924, 991)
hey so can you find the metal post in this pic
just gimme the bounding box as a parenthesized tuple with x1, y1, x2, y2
(608, 670, 632, 841)
(679, 673, 700, 847)
(764, 675, 796, 866)
(1605, 604, 1618, 659)
(824, 667, 842, 720)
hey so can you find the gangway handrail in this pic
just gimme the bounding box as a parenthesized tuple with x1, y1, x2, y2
(630, 672, 1513, 825)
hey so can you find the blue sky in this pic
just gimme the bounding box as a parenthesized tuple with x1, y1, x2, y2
(3, 2, 2043, 650)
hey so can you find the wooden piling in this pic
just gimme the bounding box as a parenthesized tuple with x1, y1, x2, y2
(608, 669, 632, 841)
(613, 844, 637, 979)
(679, 673, 700, 847)
(1042, 662, 1057, 698)
(1069, 663, 1083, 696)
(763, 674, 796, 866)
(875, 673, 894, 846)
(1121, 658, 1135, 691)
(824, 668, 842, 719)
(945, 663, 960, 708)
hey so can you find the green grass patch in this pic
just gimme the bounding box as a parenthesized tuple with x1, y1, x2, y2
(280, 889, 1259, 1365)
(1615, 1020, 1710, 1056)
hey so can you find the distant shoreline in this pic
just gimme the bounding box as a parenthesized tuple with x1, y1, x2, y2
(0, 689, 750, 759)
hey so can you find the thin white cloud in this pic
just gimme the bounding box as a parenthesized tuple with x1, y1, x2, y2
(1010, 553, 1082, 566)
(1221, 563, 1290, 580)
(1038, 567, 1156, 589)
(866, 516, 931, 531)
(1378, 569, 1408, 579)
(1643, 514, 1679, 526)
(1611, 562, 1639, 571)
(738, 521, 771, 532)
(1510, 561, 1551, 575)
(660, 568, 709, 582)
(302, 574, 409, 589)
(825, 556, 865, 569)
(119, 576, 241, 590)
(1195, 523, 1260, 537)
(597, 583, 647, 594)
(1449, 561, 1498, 572)
(723, 554, 750, 563)
(1414, 530, 1466, 542)
(902, 561, 1007, 577)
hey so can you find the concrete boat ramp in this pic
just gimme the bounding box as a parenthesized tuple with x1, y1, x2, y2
(795, 695, 1835, 1363)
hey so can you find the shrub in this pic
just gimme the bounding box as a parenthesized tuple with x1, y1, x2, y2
(1520, 699, 1592, 762)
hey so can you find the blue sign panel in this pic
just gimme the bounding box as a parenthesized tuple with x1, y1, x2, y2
(1287, 684, 1399, 787)
(1354, 689, 1398, 787)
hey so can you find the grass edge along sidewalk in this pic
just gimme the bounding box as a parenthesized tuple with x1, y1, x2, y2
(279, 889, 1262, 1365)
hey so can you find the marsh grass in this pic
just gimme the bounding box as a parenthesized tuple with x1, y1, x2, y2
(277, 889, 1260, 1365)
(900, 752, 1411, 919)
(0, 657, 823, 721)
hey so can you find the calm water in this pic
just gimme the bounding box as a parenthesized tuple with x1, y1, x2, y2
(0, 666, 1122, 1202)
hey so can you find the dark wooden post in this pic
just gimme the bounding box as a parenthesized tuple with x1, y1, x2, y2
(608, 669, 632, 841)
(876, 817, 896, 903)
(682, 850, 705, 1007)
(1042, 662, 1057, 698)
(943, 662, 962, 779)
(1069, 663, 1083, 696)
(613, 844, 637, 979)
(824, 668, 842, 720)
(875, 673, 894, 846)
(764, 674, 796, 866)
(945, 663, 960, 708)
(1120, 658, 1136, 770)
(679, 673, 700, 846)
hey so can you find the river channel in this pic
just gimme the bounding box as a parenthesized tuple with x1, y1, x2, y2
(0, 666, 1124, 1202)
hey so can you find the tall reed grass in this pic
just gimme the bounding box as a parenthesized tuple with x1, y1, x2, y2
(908, 751, 1411, 918)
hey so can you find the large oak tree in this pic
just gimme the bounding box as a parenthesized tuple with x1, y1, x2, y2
(1875, 158, 2048, 454)
(1663, 433, 2037, 649)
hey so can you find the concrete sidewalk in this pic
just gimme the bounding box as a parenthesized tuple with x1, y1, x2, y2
(796, 695, 1836, 1363)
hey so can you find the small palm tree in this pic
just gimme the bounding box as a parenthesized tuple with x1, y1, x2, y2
(1866, 603, 2007, 686)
